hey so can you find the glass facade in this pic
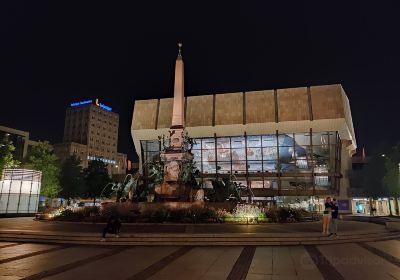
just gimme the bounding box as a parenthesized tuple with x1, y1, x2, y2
(140, 131, 341, 194)
(141, 140, 160, 165)
(0, 169, 41, 214)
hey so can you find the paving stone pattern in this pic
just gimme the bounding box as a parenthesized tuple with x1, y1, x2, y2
(1, 240, 400, 279)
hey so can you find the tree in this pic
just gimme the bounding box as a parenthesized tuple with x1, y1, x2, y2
(349, 143, 400, 216)
(357, 149, 387, 216)
(24, 141, 61, 198)
(384, 143, 400, 215)
(354, 143, 400, 216)
(60, 154, 85, 199)
(361, 153, 386, 197)
(0, 137, 20, 177)
(83, 159, 111, 205)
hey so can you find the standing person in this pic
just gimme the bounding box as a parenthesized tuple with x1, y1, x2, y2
(371, 206, 376, 216)
(100, 215, 121, 241)
(322, 197, 332, 235)
(329, 198, 339, 238)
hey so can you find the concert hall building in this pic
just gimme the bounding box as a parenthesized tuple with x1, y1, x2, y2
(131, 84, 356, 210)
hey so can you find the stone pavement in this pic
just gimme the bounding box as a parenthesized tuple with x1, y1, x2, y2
(1, 240, 400, 279)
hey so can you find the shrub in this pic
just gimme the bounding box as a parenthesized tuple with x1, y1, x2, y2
(277, 207, 291, 222)
(258, 212, 267, 222)
(100, 203, 140, 222)
(189, 207, 216, 223)
(142, 206, 218, 223)
(60, 209, 74, 216)
(37, 204, 46, 213)
(290, 208, 305, 221)
(268, 207, 308, 222)
(54, 208, 84, 222)
(149, 208, 169, 223)
(215, 208, 231, 222)
(265, 208, 279, 223)
(168, 208, 188, 223)
(82, 206, 100, 217)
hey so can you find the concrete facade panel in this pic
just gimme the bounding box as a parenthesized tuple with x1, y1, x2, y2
(245, 90, 275, 124)
(311, 84, 345, 120)
(186, 95, 213, 127)
(157, 98, 173, 129)
(215, 92, 243, 125)
(132, 99, 158, 130)
(277, 87, 310, 122)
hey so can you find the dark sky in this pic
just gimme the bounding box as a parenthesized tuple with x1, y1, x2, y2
(1, 1, 399, 160)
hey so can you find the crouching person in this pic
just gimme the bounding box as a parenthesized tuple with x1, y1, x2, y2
(100, 215, 121, 241)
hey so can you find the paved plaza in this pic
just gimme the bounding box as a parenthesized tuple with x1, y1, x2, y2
(1, 240, 400, 279)
(1, 218, 400, 279)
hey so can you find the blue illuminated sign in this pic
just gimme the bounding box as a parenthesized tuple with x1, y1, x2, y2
(95, 99, 112, 111)
(70, 100, 93, 107)
(70, 99, 112, 111)
(87, 156, 116, 165)
(99, 103, 112, 111)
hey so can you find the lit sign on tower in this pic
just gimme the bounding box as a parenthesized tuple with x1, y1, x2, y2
(70, 99, 112, 111)
(70, 100, 92, 107)
(95, 99, 112, 111)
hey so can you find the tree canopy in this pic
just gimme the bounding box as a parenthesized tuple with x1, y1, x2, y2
(0, 137, 20, 177)
(384, 143, 400, 198)
(24, 141, 61, 198)
(83, 159, 111, 201)
(352, 142, 400, 199)
(60, 154, 85, 199)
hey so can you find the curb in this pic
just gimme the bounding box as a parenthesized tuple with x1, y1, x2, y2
(1, 230, 399, 246)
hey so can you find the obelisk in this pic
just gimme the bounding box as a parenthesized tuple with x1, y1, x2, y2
(171, 43, 185, 128)
(169, 43, 185, 150)
(157, 43, 193, 200)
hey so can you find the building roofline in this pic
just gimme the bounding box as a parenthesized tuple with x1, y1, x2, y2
(53, 141, 88, 148)
(133, 84, 345, 102)
(0, 125, 30, 138)
(66, 103, 120, 116)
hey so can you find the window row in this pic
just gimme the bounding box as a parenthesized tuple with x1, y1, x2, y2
(195, 160, 331, 173)
(191, 146, 336, 161)
(200, 178, 332, 190)
(192, 132, 337, 149)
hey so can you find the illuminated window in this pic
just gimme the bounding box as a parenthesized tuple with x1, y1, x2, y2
(247, 135, 261, 147)
(231, 137, 245, 148)
(247, 147, 262, 160)
(217, 162, 231, 174)
(248, 161, 262, 173)
(262, 135, 277, 147)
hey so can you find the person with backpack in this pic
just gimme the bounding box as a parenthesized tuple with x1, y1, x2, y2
(100, 215, 121, 241)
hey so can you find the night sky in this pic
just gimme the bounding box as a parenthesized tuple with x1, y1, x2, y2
(1, 1, 399, 161)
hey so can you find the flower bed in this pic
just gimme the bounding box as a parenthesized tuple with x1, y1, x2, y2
(46, 203, 313, 224)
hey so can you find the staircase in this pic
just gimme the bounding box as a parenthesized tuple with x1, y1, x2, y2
(1, 229, 399, 246)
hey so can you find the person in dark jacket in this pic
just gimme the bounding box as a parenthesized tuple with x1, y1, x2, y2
(329, 198, 339, 237)
(100, 215, 121, 241)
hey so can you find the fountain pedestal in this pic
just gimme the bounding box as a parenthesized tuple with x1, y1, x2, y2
(156, 144, 194, 200)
